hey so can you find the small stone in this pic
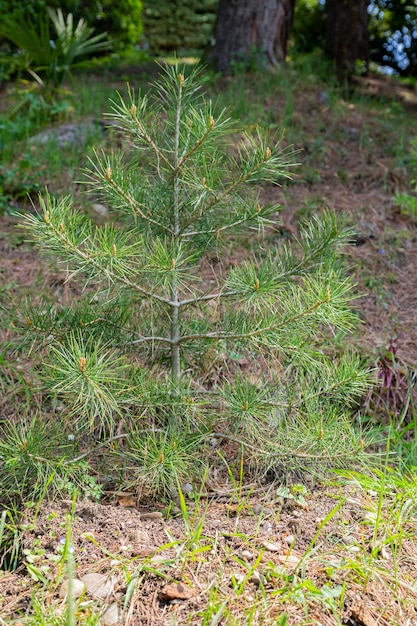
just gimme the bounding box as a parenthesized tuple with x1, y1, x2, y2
(140, 511, 163, 520)
(249, 570, 262, 585)
(59, 578, 85, 599)
(101, 603, 121, 625)
(284, 534, 295, 546)
(261, 540, 281, 552)
(82, 573, 114, 599)
(288, 520, 301, 535)
(234, 569, 263, 586)
(277, 553, 301, 568)
(262, 521, 273, 533)
(234, 573, 245, 585)
(130, 528, 150, 545)
(240, 550, 253, 561)
(159, 582, 195, 601)
(344, 535, 356, 545)
(92, 203, 108, 215)
(182, 483, 193, 495)
(252, 504, 263, 515)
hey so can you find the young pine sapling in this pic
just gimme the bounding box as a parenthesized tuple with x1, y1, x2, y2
(21, 64, 371, 493)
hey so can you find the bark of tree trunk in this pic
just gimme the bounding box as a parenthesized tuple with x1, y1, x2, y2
(211, 0, 295, 75)
(324, 0, 369, 77)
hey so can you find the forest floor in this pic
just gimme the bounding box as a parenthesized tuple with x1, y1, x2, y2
(0, 59, 417, 624)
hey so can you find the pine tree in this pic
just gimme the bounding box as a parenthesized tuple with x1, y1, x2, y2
(20, 64, 371, 495)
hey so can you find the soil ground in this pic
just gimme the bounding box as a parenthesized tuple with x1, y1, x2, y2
(2, 483, 416, 625)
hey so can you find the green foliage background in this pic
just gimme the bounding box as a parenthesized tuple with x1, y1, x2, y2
(0, 0, 143, 48)
(142, 0, 218, 54)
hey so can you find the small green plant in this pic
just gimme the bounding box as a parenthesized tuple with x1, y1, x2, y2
(19, 63, 371, 498)
(0, 8, 111, 96)
(276, 483, 308, 508)
(393, 190, 417, 220)
(0, 416, 101, 505)
(125, 430, 204, 499)
(393, 135, 417, 220)
(0, 508, 20, 571)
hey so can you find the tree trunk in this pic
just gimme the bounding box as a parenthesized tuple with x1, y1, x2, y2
(324, 0, 369, 77)
(211, 0, 295, 74)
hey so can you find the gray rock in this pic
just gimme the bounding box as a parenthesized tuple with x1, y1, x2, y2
(240, 550, 253, 560)
(101, 602, 121, 625)
(82, 572, 114, 599)
(58, 578, 85, 599)
(29, 121, 100, 149)
(182, 482, 193, 495)
(261, 540, 281, 552)
(92, 203, 108, 215)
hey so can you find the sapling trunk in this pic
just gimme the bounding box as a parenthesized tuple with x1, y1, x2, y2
(170, 72, 184, 385)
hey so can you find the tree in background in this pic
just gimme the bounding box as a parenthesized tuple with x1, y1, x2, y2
(210, 0, 295, 74)
(293, 0, 417, 77)
(324, 0, 370, 76)
(142, 0, 217, 55)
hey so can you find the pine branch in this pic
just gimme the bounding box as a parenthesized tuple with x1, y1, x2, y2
(177, 293, 331, 345)
(107, 90, 174, 172)
(23, 193, 173, 305)
(100, 161, 174, 234)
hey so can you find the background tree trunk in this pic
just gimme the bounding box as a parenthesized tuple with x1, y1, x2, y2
(324, 0, 369, 77)
(211, 0, 295, 74)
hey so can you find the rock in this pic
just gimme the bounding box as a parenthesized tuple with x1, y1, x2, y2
(234, 570, 262, 586)
(240, 550, 253, 560)
(28, 121, 100, 149)
(252, 504, 263, 515)
(343, 535, 356, 545)
(130, 528, 150, 545)
(249, 570, 262, 585)
(317, 90, 330, 105)
(277, 553, 302, 568)
(182, 482, 193, 495)
(284, 534, 295, 546)
(159, 582, 195, 601)
(262, 521, 273, 533)
(59, 578, 85, 599)
(82, 573, 115, 599)
(101, 602, 121, 625)
(140, 511, 163, 520)
(92, 203, 108, 215)
(261, 540, 281, 552)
